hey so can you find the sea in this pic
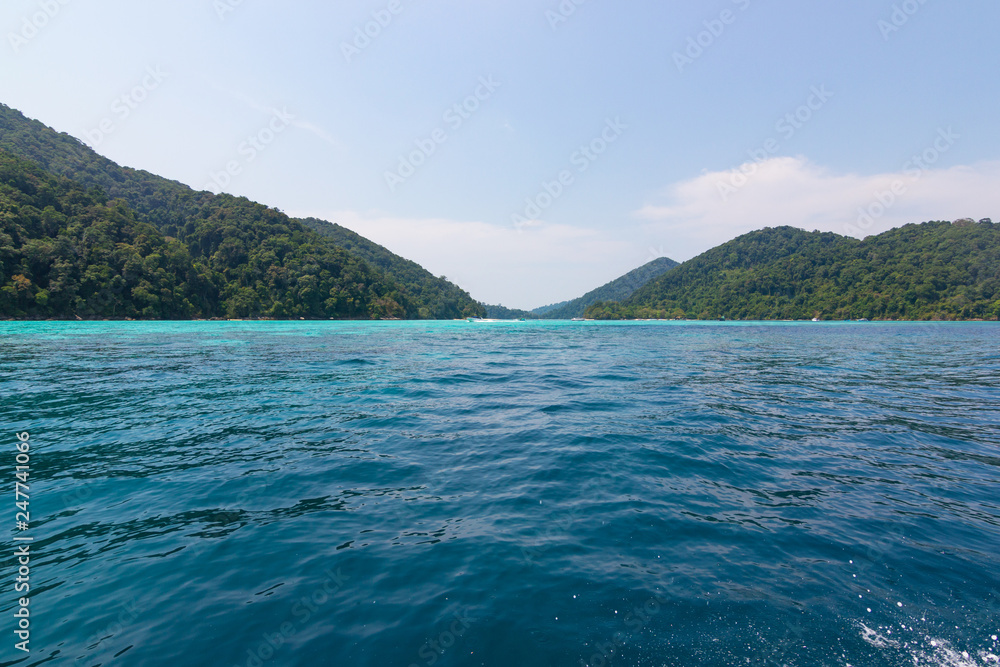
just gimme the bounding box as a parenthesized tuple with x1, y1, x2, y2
(1, 320, 998, 667)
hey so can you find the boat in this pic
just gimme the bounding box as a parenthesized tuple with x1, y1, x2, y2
(571, 318, 585, 322)
(812, 317, 820, 322)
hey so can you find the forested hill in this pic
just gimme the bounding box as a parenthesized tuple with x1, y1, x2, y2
(585, 223, 1000, 321)
(538, 256, 679, 319)
(531, 300, 569, 316)
(0, 150, 410, 319)
(0, 103, 484, 319)
(297, 217, 480, 320)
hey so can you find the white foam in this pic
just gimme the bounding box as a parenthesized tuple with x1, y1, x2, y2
(860, 623, 899, 649)
(857, 623, 999, 666)
(911, 639, 998, 666)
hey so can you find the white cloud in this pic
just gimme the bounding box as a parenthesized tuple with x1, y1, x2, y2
(286, 211, 640, 310)
(292, 157, 1000, 309)
(635, 156, 1000, 261)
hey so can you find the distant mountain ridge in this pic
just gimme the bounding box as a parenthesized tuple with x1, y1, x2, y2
(586, 223, 1000, 321)
(0, 103, 484, 320)
(479, 256, 679, 320)
(536, 256, 679, 319)
(531, 300, 569, 316)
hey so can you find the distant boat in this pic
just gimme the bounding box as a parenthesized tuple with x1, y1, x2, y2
(812, 317, 821, 322)
(857, 318, 870, 322)
(571, 318, 585, 322)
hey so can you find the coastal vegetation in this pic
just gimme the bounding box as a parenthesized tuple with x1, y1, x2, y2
(585, 223, 1000, 321)
(0, 151, 407, 319)
(3, 105, 997, 323)
(0, 104, 484, 320)
(482, 303, 538, 320)
(482, 257, 680, 320)
(535, 256, 678, 319)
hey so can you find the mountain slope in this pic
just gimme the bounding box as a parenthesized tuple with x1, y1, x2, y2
(586, 223, 1000, 321)
(297, 217, 482, 319)
(539, 256, 679, 319)
(0, 150, 407, 319)
(531, 300, 569, 316)
(0, 103, 484, 319)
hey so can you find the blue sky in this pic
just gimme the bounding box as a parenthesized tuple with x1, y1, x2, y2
(2, 0, 999, 308)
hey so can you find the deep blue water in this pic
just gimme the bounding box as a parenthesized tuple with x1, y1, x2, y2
(2, 321, 999, 667)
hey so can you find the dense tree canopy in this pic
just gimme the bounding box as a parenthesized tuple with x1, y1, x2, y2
(0, 151, 410, 319)
(0, 103, 484, 320)
(481, 304, 538, 319)
(538, 256, 678, 319)
(586, 224, 1000, 321)
(298, 217, 483, 320)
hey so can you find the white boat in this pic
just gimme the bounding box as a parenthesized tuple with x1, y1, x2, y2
(812, 317, 820, 322)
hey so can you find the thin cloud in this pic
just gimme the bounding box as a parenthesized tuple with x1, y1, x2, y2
(635, 157, 1000, 261)
(287, 210, 638, 309)
(292, 159, 1000, 308)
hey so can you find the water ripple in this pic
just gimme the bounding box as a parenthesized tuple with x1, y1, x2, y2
(1, 321, 998, 666)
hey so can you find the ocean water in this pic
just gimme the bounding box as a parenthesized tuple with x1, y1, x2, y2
(1, 320, 999, 667)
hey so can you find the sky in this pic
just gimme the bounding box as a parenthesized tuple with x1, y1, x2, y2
(2, 0, 999, 309)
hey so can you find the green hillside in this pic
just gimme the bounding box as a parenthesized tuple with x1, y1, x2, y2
(0, 103, 483, 320)
(539, 256, 679, 319)
(0, 150, 411, 319)
(586, 223, 1000, 321)
(531, 300, 569, 316)
(298, 217, 482, 320)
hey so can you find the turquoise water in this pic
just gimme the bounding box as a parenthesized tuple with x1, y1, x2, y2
(2, 321, 999, 666)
